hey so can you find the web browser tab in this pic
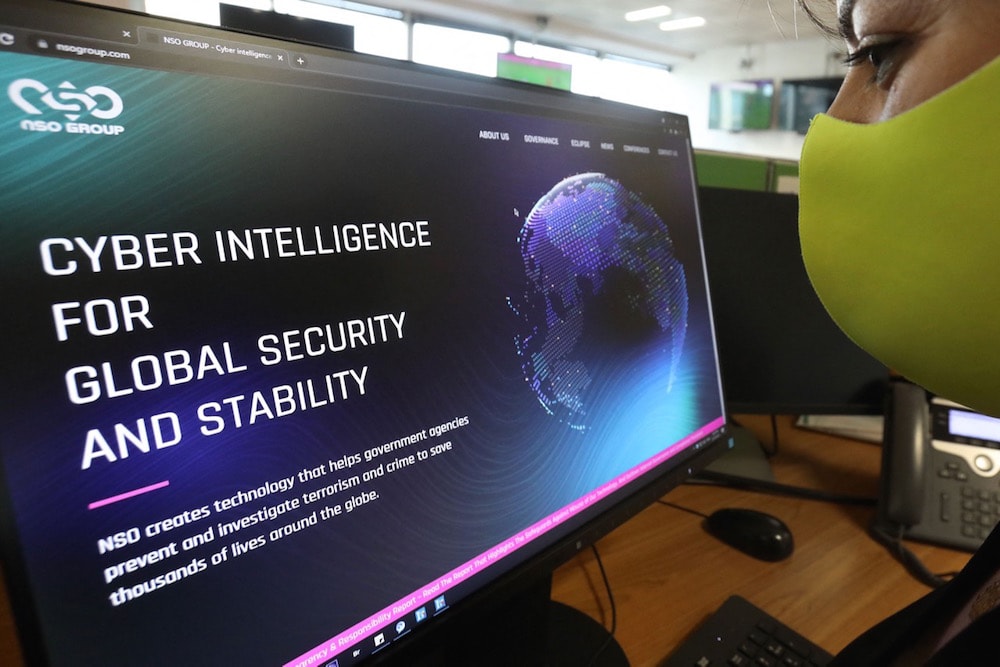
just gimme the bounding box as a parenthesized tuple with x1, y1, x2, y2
(64, 15, 139, 44)
(141, 27, 291, 69)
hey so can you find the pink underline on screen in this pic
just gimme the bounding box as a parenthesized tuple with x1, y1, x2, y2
(88, 480, 170, 510)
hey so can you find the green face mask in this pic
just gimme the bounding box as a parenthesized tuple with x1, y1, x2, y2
(799, 55, 1000, 416)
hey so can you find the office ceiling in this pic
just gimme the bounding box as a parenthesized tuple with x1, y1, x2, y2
(381, 0, 837, 65)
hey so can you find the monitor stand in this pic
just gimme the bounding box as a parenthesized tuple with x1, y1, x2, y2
(701, 424, 775, 482)
(373, 574, 628, 665)
(546, 597, 628, 666)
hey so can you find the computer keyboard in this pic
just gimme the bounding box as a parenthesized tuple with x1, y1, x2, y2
(663, 595, 833, 667)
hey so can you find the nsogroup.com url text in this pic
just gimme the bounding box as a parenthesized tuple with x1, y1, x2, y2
(55, 42, 132, 60)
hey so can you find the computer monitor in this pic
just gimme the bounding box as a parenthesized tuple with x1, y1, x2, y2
(778, 77, 842, 135)
(0, 3, 730, 665)
(698, 186, 888, 415)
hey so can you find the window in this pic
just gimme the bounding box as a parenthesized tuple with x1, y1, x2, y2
(144, 0, 272, 25)
(597, 57, 676, 111)
(513, 41, 600, 96)
(412, 23, 510, 78)
(275, 0, 407, 60)
(515, 41, 675, 110)
(139, 1, 671, 109)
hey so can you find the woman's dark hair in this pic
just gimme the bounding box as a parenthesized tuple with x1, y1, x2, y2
(794, 0, 839, 37)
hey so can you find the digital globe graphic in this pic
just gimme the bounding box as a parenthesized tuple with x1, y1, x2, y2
(511, 173, 689, 430)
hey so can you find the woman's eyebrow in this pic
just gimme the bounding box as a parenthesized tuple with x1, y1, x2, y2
(838, 0, 858, 41)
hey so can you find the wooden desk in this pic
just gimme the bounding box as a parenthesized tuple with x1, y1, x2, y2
(551, 414, 972, 666)
(0, 415, 971, 666)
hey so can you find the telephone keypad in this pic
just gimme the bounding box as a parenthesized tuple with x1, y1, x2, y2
(955, 486, 1000, 540)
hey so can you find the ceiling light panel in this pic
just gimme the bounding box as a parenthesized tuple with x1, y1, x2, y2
(659, 16, 706, 31)
(624, 5, 672, 22)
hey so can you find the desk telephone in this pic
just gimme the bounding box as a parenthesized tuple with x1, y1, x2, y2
(878, 381, 1000, 551)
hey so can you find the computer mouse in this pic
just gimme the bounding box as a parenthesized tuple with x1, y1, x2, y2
(703, 508, 794, 562)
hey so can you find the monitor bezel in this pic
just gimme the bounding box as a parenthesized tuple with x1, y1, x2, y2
(0, 2, 732, 664)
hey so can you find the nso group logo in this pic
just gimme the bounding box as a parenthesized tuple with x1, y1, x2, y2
(7, 78, 125, 136)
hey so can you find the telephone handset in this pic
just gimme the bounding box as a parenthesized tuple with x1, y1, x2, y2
(877, 380, 1000, 552)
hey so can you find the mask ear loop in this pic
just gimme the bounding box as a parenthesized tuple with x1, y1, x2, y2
(868, 522, 957, 588)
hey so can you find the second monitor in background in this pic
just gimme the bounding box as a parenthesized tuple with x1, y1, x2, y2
(699, 186, 888, 416)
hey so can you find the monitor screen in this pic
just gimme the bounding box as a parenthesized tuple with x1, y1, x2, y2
(496, 53, 572, 91)
(778, 77, 842, 135)
(698, 186, 888, 414)
(0, 3, 729, 665)
(708, 80, 774, 131)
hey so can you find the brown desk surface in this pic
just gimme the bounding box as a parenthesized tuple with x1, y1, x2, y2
(551, 414, 971, 666)
(0, 415, 972, 666)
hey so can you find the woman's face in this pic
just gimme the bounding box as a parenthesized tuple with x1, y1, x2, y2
(830, 0, 1000, 123)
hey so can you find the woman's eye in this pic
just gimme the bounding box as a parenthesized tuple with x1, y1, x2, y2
(843, 38, 906, 86)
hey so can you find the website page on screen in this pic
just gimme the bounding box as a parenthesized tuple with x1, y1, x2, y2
(0, 5, 725, 666)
